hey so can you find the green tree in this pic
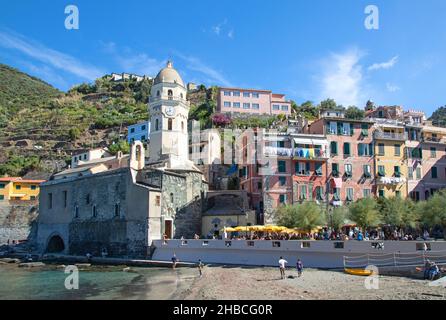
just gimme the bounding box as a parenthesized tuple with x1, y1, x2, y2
(345, 106, 365, 120)
(328, 206, 349, 231)
(319, 99, 344, 111)
(418, 190, 446, 232)
(108, 140, 130, 155)
(348, 198, 381, 231)
(276, 202, 326, 232)
(68, 127, 81, 141)
(379, 196, 419, 229)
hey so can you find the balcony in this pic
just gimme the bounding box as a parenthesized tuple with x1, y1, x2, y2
(264, 147, 293, 157)
(377, 176, 406, 185)
(148, 95, 190, 106)
(422, 136, 446, 144)
(293, 148, 329, 159)
(373, 131, 408, 141)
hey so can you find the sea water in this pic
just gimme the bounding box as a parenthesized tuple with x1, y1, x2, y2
(0, 264, 196, 300)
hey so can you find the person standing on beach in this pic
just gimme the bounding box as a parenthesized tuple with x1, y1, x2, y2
(172, 253, 178, 270)
(296, 259, 303, 277)
(278, 256, 288, 279)
(198, 259, 204, 278)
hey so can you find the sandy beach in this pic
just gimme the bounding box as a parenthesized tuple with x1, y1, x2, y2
(176, 265, 446, 300)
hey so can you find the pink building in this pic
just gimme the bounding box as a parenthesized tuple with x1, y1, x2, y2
(217, 87, 292, 116)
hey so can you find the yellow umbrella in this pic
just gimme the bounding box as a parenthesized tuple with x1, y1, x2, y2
(222, 227, 237, 232)
(264, 225, 287, 232)
(247, 225, 265, 232)
(233, 226, 249, 232)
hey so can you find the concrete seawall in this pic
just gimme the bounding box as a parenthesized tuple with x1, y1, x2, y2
(152, 239, 446, 269)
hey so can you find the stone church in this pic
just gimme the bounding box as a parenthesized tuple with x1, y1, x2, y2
(36, 62, 208, 258)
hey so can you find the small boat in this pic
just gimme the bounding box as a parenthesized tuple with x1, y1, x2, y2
(344, 268, 374, 276)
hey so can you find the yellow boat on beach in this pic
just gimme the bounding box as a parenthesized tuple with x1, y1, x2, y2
(344, 268, 374, 276)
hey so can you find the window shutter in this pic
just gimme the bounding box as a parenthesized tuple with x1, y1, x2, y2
(358, 144, 364, 156)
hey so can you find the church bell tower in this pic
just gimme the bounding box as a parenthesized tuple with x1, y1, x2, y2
(148, 61, 190, 165)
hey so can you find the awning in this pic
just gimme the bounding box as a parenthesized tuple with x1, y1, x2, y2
(293, 138, 328, 146)
(331, 178, 343, 188)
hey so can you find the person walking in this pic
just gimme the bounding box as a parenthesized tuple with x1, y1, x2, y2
(197, 259, 204, 278)
(171, 253, 178, 270)
(278, 256, 288, 279)
(296, 259, 303, 277)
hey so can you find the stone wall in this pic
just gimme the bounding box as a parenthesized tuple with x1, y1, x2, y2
(0, 201, 38, 245)
(37, 168, 154, 257)
(68, 220, 128, 257)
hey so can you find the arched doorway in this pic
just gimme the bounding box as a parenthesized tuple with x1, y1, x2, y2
(46, 235, 65, 253)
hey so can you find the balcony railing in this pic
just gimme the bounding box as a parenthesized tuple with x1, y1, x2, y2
(148, 95, 189, 105)
(264, 147, 328, 159)
(422, 136, 446, 144)
(377, 176, 406, 185)
(293, 148, 329, 159)
(264, 147, 293, 157)
(373, 131, 408, 141)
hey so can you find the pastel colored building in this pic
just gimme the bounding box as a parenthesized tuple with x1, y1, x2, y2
(71, 148, 112, 168)
(238, 131, 329, 224)
(308, 117, 376, 206)
(413, 124, 446, 200)
(0, 177, 45, 201)
(128, 121, 150, 144)
(372, 119, 408, 198)
(217, 87, 292, 116)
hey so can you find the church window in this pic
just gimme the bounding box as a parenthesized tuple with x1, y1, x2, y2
(155, 195, 160, 206)
(170, 193, 174, 203)
(74, 205, 79, 218)
(92, 205, 97, 217)
(168, 90, 173, 100)
(155, 119, 159, 131)
(114, 203, 120, 217)
(157, 90, 160, 97)
(168, 119, 173, 131)
(180, 93, 183, 99)
(181, 121, 184, 132)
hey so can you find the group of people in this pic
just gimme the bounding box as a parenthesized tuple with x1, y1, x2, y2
(171, 253, 204, 278)
(278, 257, 303, 280)
(215, 227, 434, 242)
(423, 259, 442, 280)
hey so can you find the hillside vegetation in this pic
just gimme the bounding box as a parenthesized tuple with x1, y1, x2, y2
(0, 64, 213, 176)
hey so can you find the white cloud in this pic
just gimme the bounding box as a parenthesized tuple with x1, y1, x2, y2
(209, 19, 234, 39)
(0, 30, 104, 81)
(368, 55, 398, 71)
(386, 83, 400, 92)
(317, 48, 364, 107)
(101, 41, 164, 76)
(175, 53, 233, 87)
(212, 25, 222, 36)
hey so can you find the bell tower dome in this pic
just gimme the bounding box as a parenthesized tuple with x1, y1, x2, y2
(148, 61, 190, 165)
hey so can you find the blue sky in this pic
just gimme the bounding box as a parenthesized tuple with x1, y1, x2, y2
(1, 0, 446, 116)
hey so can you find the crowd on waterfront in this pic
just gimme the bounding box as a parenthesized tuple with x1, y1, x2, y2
(209, 228, 436, 242)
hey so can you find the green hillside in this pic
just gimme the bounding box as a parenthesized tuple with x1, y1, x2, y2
(429, 106, 446, 127)
(0, 63, 211, 177)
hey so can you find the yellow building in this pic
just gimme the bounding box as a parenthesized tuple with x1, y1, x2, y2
(373, 121, 408, 198)
(0, 177, 45, 201)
